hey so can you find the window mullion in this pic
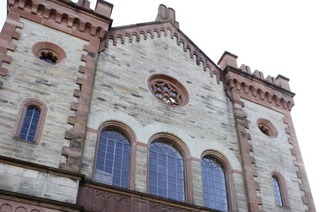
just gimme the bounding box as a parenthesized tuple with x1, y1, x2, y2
(25, 108, 36, 140)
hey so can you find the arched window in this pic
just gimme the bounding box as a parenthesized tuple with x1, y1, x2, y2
(148, 140, 185, 202)
(13, 99, 47, 144)
(19, 106, 40, 142)
(201, 156, 228, 211)
(94, 128, 131, 188)
(272, 175, 285, 206)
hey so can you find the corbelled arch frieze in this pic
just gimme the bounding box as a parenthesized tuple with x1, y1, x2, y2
(106, 21, 222, 83)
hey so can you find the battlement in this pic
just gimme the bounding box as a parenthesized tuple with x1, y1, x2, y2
(218, 51, 291, 92)
(6, 0, 113, 39)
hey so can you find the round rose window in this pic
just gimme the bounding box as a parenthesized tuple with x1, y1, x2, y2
(148, 74, 189, 106)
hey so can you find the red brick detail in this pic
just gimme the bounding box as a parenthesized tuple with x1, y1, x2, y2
(107, 22, 221, 83)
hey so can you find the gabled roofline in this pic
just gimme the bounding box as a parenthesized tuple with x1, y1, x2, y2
(105, 20, 222, 83)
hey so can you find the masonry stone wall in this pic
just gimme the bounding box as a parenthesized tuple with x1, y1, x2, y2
(0, 162, 79, 204)
(0, 18, 87, 168)
(242, 98, 307, 211)
(81, 31, 246, 209)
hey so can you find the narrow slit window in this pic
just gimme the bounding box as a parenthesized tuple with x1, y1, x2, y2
(272, 176, 285, 206)
(19, 106, 40, 142)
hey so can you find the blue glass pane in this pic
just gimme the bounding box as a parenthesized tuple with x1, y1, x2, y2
(94, 129, 130, 189)
(273, 176, 284, 206)
(148, 141, 185, 202)
(19, 106, 40, 142)
(202, 157, 228, 211)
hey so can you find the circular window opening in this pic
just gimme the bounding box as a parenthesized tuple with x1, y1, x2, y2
(32, 42, 66, 64)
(148, 74, 189, 107)
(257, 118, 278, 138)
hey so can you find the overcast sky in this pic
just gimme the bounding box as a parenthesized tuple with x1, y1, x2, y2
(1, 0, 319, 210)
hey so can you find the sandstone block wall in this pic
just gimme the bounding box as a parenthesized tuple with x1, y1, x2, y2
(0, 162, 79, 203)
(0, 18, 87, 168)
(243, 99, 307, 211)
(81, 31, 246, 209)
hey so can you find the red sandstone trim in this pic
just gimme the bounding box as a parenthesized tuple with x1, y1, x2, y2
(78, 179, 222, 212)
(224, 68, 294, 111)
(200, 150, 237, 211)
(271, 171, 290, 208)
(0, 10, 23, 76)
(0, 190, 82, 212)
(147, 133, 193, 204)
(229, 97, 262, 211)
(91, 121, 137, 190)
(282, 114, 316, 211)
(222, 61, 316, 210)
(12, 98, 48, 145)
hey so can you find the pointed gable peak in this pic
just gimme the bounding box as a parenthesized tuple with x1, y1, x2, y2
(155, 4, 179, 29)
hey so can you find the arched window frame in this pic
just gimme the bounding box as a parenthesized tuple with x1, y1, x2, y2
(12, 98, 47, 144)
(93, 121, 136, 190)
(200, 150, 236, 211)
(271, 172, 290, 208)
(147, 133, 192, 203)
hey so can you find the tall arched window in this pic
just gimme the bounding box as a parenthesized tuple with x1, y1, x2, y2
(201, 156, 228, 211)
(148, 140, 185, 202)
(19, 106, 40, 142)
(272, 175, 285, 206)
(94, 128, 131, 188)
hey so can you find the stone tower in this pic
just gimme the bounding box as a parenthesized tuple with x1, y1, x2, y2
(0, 0, 315, 211)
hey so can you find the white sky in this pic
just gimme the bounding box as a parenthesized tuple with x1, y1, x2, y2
(1, 0, 319, 210)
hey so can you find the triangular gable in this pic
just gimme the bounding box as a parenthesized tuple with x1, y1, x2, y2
(104, 5, 222, 83)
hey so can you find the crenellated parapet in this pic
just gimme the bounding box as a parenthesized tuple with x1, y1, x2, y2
(0, 0, 113, 76)
(219, 51, 295, 111)
(106, 5, 221, 83)
(6, 0, 112, 39)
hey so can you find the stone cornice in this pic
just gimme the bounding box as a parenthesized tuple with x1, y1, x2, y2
(106, 21, 222, 83)
(224, 66, 295, 111)
(0, 155, 84, 180)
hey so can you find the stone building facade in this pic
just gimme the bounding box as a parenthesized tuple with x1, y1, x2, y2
(0, 0, 315, 211)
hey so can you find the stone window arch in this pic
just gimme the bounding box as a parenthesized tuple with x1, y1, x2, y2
(93, 121, 136, 189)
(32, 41, 67, 64)
(271, 172, 289, 207)
(201, 150, 236, 211)
(13, 98, 47, 144)
(257, 118, 278, 138)
(147, 133, 192, 202)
